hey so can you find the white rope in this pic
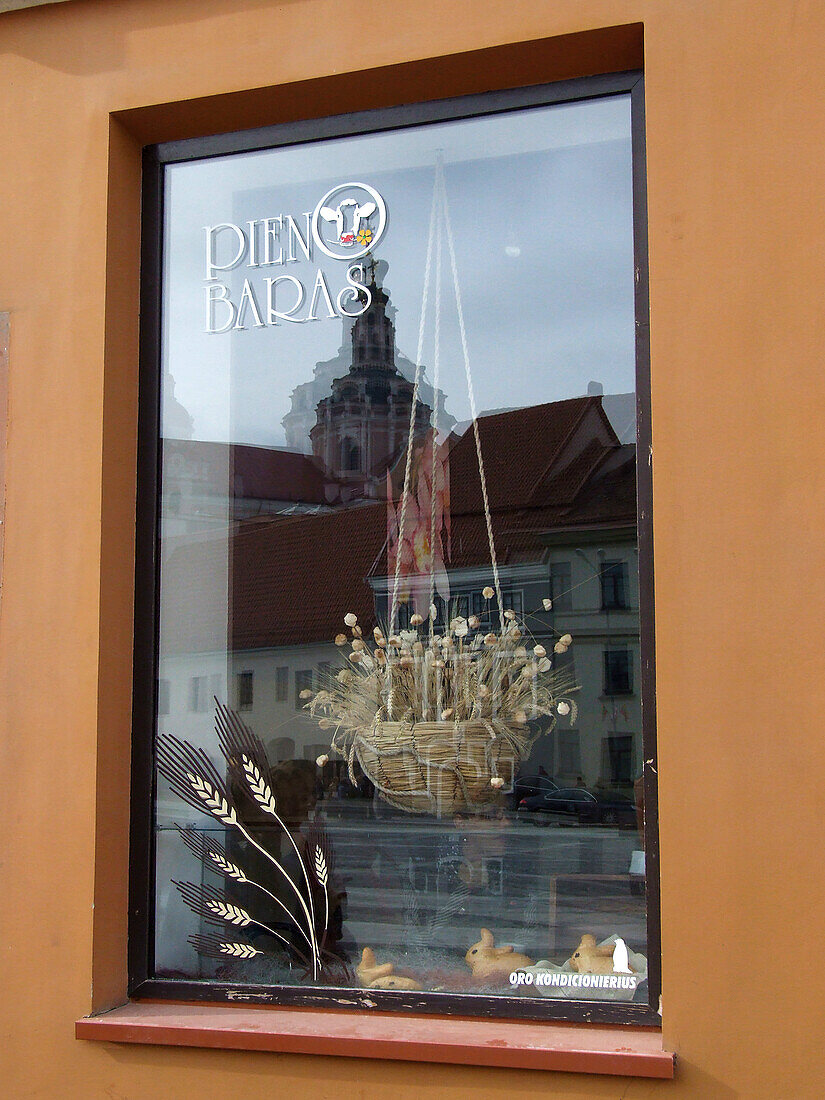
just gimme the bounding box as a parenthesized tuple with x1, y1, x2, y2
(437, 164, 505, 633)
(391, 157, 505, 638)
(390, 172, 439, 632)
(428, 209, 443, 645)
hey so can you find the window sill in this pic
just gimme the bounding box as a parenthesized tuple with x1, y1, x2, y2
(76, 1002, 674, 1078)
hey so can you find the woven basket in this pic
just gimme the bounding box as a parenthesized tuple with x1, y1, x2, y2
(351, 719, 530, 816)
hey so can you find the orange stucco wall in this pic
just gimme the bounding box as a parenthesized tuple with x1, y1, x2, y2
(1, 1, 824, 1097)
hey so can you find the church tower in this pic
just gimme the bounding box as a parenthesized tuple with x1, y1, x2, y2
(310, 261, 432, 497)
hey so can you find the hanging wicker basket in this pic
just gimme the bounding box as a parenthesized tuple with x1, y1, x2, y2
(306, 162, 578, 816)
(350, 718, 532, 816)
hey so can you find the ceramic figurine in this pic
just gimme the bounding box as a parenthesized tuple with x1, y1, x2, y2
(356, 947, 395, 985)
(465, 928, 533, 981)
(369, 974, 422, 990)
(569, 934, 636, 975)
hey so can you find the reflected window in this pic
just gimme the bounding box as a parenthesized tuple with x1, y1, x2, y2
(275, 666, 288, 702)
(600, 561, 628, 610)
(604, 649, 633, 696)
(549, 561, 572, 612)
(158, 678, 171, 716)
(236, 669, 254, 710)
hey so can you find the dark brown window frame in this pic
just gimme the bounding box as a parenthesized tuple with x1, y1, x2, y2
(129, 68, 660, 1028)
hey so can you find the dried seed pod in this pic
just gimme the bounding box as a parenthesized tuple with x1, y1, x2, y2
(542, 598, 553, 611)
(559, 633, 573, 646)
(490, 776, 505, 789)
(533, 644, 546, 658)
(349, 651, 363, 663)
(554, 641, 568, 654)
(482, 586, 494, 600)
(352, 625, 363, 637)
(514, 646, 528, 659)
(316, 754, 330, 767)
(388, 635, 401, 647)
(412, 641, 424, 655)
(344, 613, 358, 627)
(557, 701, 571, 716)
(441, 708, 454, 721)
(351, 638, 365, 652)
(410, 613, 424, 626)
(484, 632, 497, 646)
(299, 688, 313, 700)
(538, 657, 552, 673)
(504, 609, 516, 620)
(335, 633, 348, 646)
(468, 615, 480, 629)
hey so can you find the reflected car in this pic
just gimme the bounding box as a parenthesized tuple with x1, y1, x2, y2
(511, 774, 558, 809)
(517, 787, 636, 827)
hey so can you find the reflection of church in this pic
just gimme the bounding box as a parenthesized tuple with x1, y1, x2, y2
(282, 261, 453, 495)
(309, 262, 435, 497)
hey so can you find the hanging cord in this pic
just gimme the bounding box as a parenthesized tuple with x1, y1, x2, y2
(390, 171, 439, 633)
(428, 208, 443, 645)
(437, 163, 505, 633)
(391, 157, 505, 638)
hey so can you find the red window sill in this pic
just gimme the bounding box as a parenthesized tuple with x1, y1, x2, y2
(76, 1002, 675, 1078)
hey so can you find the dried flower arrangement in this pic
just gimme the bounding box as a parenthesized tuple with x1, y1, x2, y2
(305, 589, 578, 815)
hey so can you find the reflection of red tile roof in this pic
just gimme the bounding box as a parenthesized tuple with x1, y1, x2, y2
(231, 505, 386, 650)
(163, 439, 332, 504)
(447, 397, 612, 513)
(161, 399, 636, 652)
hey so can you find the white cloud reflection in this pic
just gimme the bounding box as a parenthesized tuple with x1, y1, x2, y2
(162, 94, 635, 447)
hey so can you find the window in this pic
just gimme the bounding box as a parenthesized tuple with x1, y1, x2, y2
(187, 675, 208, 712)
(157, 678, 171, 716)
(295, 669, 313, 709)
(471, 588, 522, 630)
(549, 561, 572, 612)
(600, 560, 628, 610)
(605, 734, 634, 784)
(133, 73, 656, 1027)
(604, 649, 633, 695)
(236, 669, 254, 710)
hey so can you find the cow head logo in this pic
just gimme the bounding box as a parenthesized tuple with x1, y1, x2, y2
(312, 182, 387, 260)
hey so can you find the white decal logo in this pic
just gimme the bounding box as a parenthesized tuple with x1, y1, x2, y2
(313, 182, 387, 260)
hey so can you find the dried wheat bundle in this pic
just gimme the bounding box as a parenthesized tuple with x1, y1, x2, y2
(306, 590, 577, 814)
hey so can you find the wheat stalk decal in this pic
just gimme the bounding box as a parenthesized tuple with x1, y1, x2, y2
(175, 826, 317, 961)
(241, 755, 278, 816)
(175, 880, 310, 964)
(206, 899, 251, 926)
(314, 846, 329, 945)
(158, 714, 325, 980)
(188, 933, 265, 960)
(313, 847, 328, 889)
(186, 773, 238, 825)
(207, 850, 247, 882)
(216, 941, 263, 959)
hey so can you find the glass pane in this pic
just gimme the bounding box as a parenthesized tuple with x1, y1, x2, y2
(153, 91, 648, 1009)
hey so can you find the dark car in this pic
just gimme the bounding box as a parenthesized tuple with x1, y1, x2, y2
(511, 773, 558, 810)
(517, 786, 636, 827)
